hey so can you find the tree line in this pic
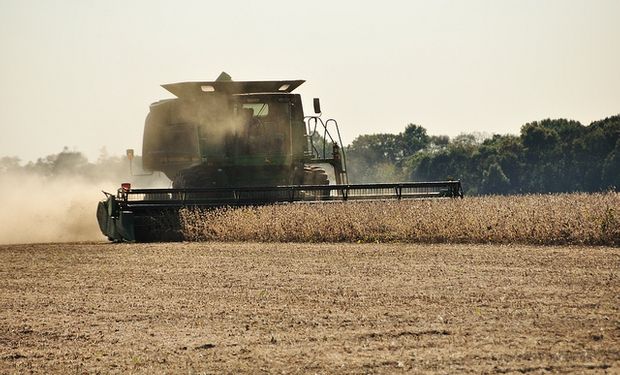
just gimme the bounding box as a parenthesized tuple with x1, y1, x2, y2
(345, 115, 619, 195)
(1, 147, 125, 181)
(2, 114, 618, 195)
(0, 147, 168, 187)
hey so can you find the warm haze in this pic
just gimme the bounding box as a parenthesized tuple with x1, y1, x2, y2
(1, 0, 619, 163)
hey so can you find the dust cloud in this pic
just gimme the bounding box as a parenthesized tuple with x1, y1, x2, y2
(0, 161, 170, 245)
(0, 172, 108, 244)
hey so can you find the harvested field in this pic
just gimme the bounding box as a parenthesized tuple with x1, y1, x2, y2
(180, 193, 620, 245)
(1, 242, 618, 373)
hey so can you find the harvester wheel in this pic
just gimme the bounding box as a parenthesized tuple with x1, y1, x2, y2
(303, 166, 329, 185)
(315, 169, 329, 185)
(303, 166, 330, 200)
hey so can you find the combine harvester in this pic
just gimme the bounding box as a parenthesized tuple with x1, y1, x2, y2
(97, 73, 462, 242)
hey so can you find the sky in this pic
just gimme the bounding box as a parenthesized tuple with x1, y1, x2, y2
(1, 0, 619, 163)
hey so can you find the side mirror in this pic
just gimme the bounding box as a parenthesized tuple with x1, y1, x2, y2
(313, 98, 321, 114)
(125, 148, 153, 177)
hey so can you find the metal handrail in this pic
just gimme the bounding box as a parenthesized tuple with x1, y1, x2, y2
(117, 181, 463, 208)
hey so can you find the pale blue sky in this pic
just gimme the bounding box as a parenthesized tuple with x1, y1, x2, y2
(1, 0, 619, 162)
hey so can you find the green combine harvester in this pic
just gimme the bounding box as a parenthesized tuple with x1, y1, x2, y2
(97, 73, 463, 242)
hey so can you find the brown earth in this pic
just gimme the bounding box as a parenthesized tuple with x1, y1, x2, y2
(0, 242, 618, 374)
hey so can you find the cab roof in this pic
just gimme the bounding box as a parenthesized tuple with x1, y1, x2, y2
(162, 80, 305, 98)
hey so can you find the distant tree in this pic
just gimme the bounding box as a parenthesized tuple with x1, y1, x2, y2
(481, 163, 511, 194)
(0, 156, 21, 174)
(520, 121, 564, 192)
(18, 147, 92, 179)
(478, 134, 523, 194)
(602, 139, 620, 190)
(401, 123, 430, 156)
(346, 133, 405, 182)
(521, 122, 561, 154)
(52, 147, 89, 176)
(25, 155, 55, 176)
(408, 140, 479, 192)
(544, 118, 585, 141)
(451, 133, 479, 147)
(428, 135, 450, 150)
(347, 133, 402, 164)
(346, 124, 432, 182)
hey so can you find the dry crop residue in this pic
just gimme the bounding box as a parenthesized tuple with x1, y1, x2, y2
(0, 242, 618, 373)
(180, 192, 620, 245)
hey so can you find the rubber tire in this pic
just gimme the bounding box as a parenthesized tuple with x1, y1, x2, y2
(303, 166, 329, 185)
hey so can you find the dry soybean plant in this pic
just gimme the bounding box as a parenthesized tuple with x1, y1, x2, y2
(179, 192, 620, 246)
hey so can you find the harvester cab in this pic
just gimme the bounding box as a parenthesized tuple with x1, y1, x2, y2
(141, 74, 346, 188)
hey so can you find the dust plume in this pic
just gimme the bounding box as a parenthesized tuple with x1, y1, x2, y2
(0, 152, 171, 245)
(0, 172, 108, 244)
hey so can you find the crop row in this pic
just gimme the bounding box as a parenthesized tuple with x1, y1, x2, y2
(179, 193, 619, 246)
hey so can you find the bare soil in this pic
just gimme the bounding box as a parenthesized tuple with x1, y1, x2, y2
(0, 243, 618, 374)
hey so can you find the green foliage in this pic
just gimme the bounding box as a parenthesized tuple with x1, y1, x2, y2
(481, 163, 510, 194)
(346, 123, 429, 182)
(602, 139, 620, 188)
(347, 115, 619, 195)
(401, 124, 430, 156)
